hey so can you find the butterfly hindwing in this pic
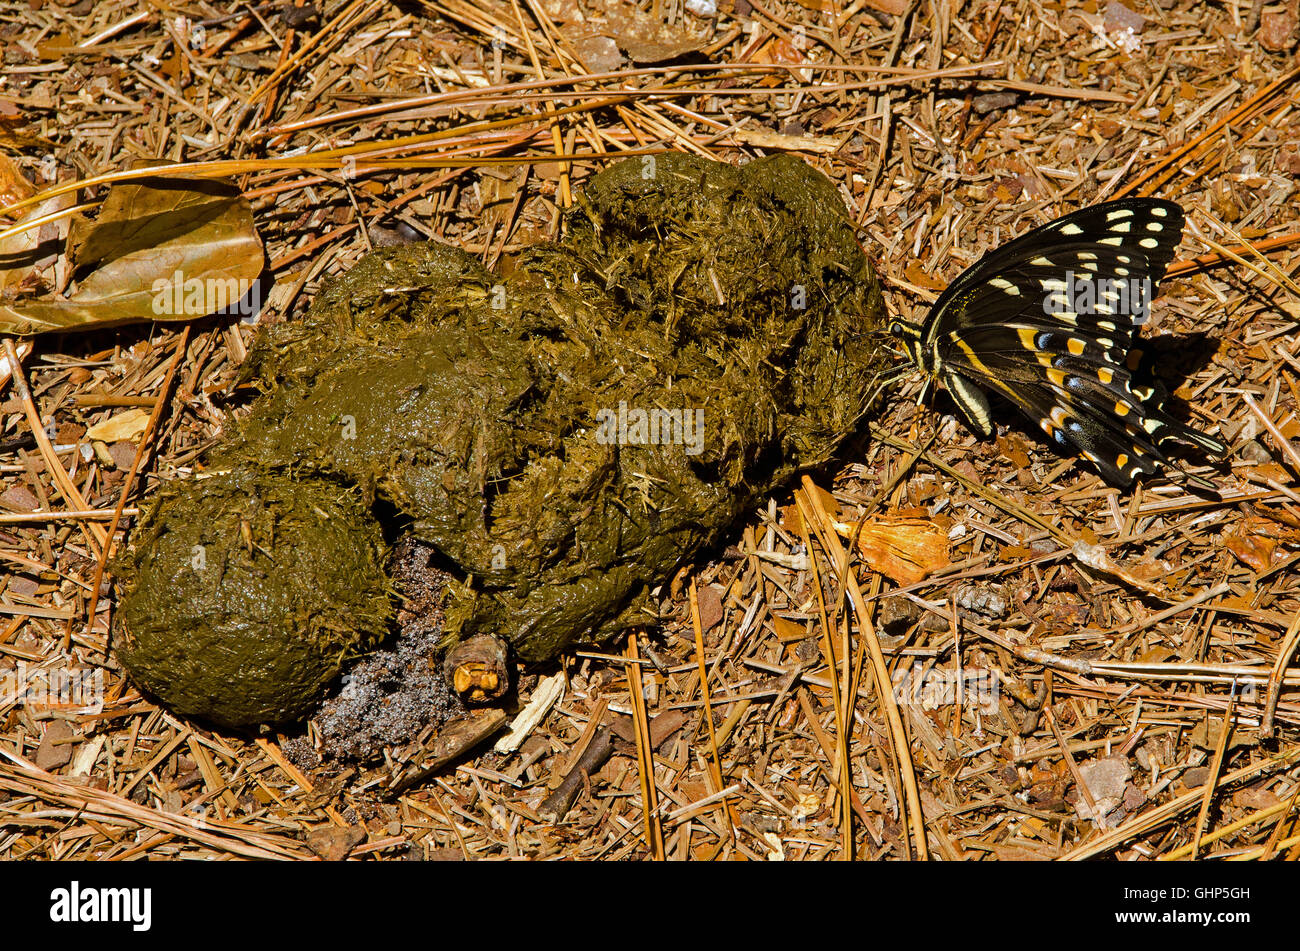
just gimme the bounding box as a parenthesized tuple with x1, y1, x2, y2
(897, 198, 1224, 486)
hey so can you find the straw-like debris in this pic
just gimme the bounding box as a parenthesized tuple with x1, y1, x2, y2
(1, 0, 1298, 861)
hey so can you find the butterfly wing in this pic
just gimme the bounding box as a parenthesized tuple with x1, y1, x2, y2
(919, 199, 1223, 485)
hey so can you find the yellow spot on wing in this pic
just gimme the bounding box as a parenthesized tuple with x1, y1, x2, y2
(1067, 338, 1086, 355)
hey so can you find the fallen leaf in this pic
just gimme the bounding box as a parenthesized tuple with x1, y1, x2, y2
(833, 516, 951, 585)
(0, 116, 54, 151)
(904, 260, 947, 292)
(1224, 533, 1277, 572)
(772, 614, 807, 642)
(605, 6, 710, 63)
(85, 408, 150, 443)
(0, 189, 75, 300)
(862, 0, 910, 14)
(0, 176, 264, 335)
(0, 152, 35, 206)
(1222, 515, 1299, 572)
(1071, 540, 1164, 596)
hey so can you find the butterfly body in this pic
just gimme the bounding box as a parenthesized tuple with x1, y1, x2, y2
(891, 199, 1225, 486)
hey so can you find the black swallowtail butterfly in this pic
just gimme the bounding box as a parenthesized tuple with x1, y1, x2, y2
(889, 198, 1225, 487)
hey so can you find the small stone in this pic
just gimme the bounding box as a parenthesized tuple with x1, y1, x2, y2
(426, 846, 465, 861)
(1238, 439, 1271, 464)
(0, 485, 39, 513)
(1104, 1, 1146, 34)
(573, 34, 621, 73)
(973, 91, 1018, 114)
(1260, 11, 1298, 52)
(35, 720, 75, 771)
(1183, 766, 1210, 788)
(695, 583, 725, 632)
(955, 583, 1008, 619)
(1278, 148, 1300, 176)
(1080, 754, 1131, 802)
(107, 440, 138, 470)
(305, 824, 367, 861)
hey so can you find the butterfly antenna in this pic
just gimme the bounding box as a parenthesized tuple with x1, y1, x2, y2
(1171, 462, 1223, 494)
(861, 365, 913, 412)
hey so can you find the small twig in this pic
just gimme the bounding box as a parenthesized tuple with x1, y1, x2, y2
(1242, 392, 1300, 477)
(689, 579, 737, 845)
(1261, 609, 1300, 739)
(3, 339, 107, 559)
(800, 475, 929, 860)
(1191, 691, 1237, 859)
(537, 725, 614, 824)
(625, 633, 664, 859)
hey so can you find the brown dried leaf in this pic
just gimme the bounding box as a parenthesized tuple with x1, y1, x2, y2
(0, 176, 264, 335)
(0, 152, 35, 206)
(862, 0, 910, 14)
(995, 432, 1032, 469)
(1223, 514, 1300, 571)
(605, 7, 710, 63)
(1, 188, 74, 300)
(772, 614, 807, 642)
(904, 260, 947, 292)
(834, 517, 951, 585)
(0, 116, 54, 151)
(1072, 540, 1164, 596)
(85, 408, 150, 443)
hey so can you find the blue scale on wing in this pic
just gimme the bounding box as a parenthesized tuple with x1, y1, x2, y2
(1004, 378, 1166, 484)
(939, 322, 1146, 413)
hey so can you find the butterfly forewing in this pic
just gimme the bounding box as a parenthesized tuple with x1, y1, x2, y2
(902, 198, 1224, 486)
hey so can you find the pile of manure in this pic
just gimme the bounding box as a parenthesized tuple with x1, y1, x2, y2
(113, 152, 887, 729)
